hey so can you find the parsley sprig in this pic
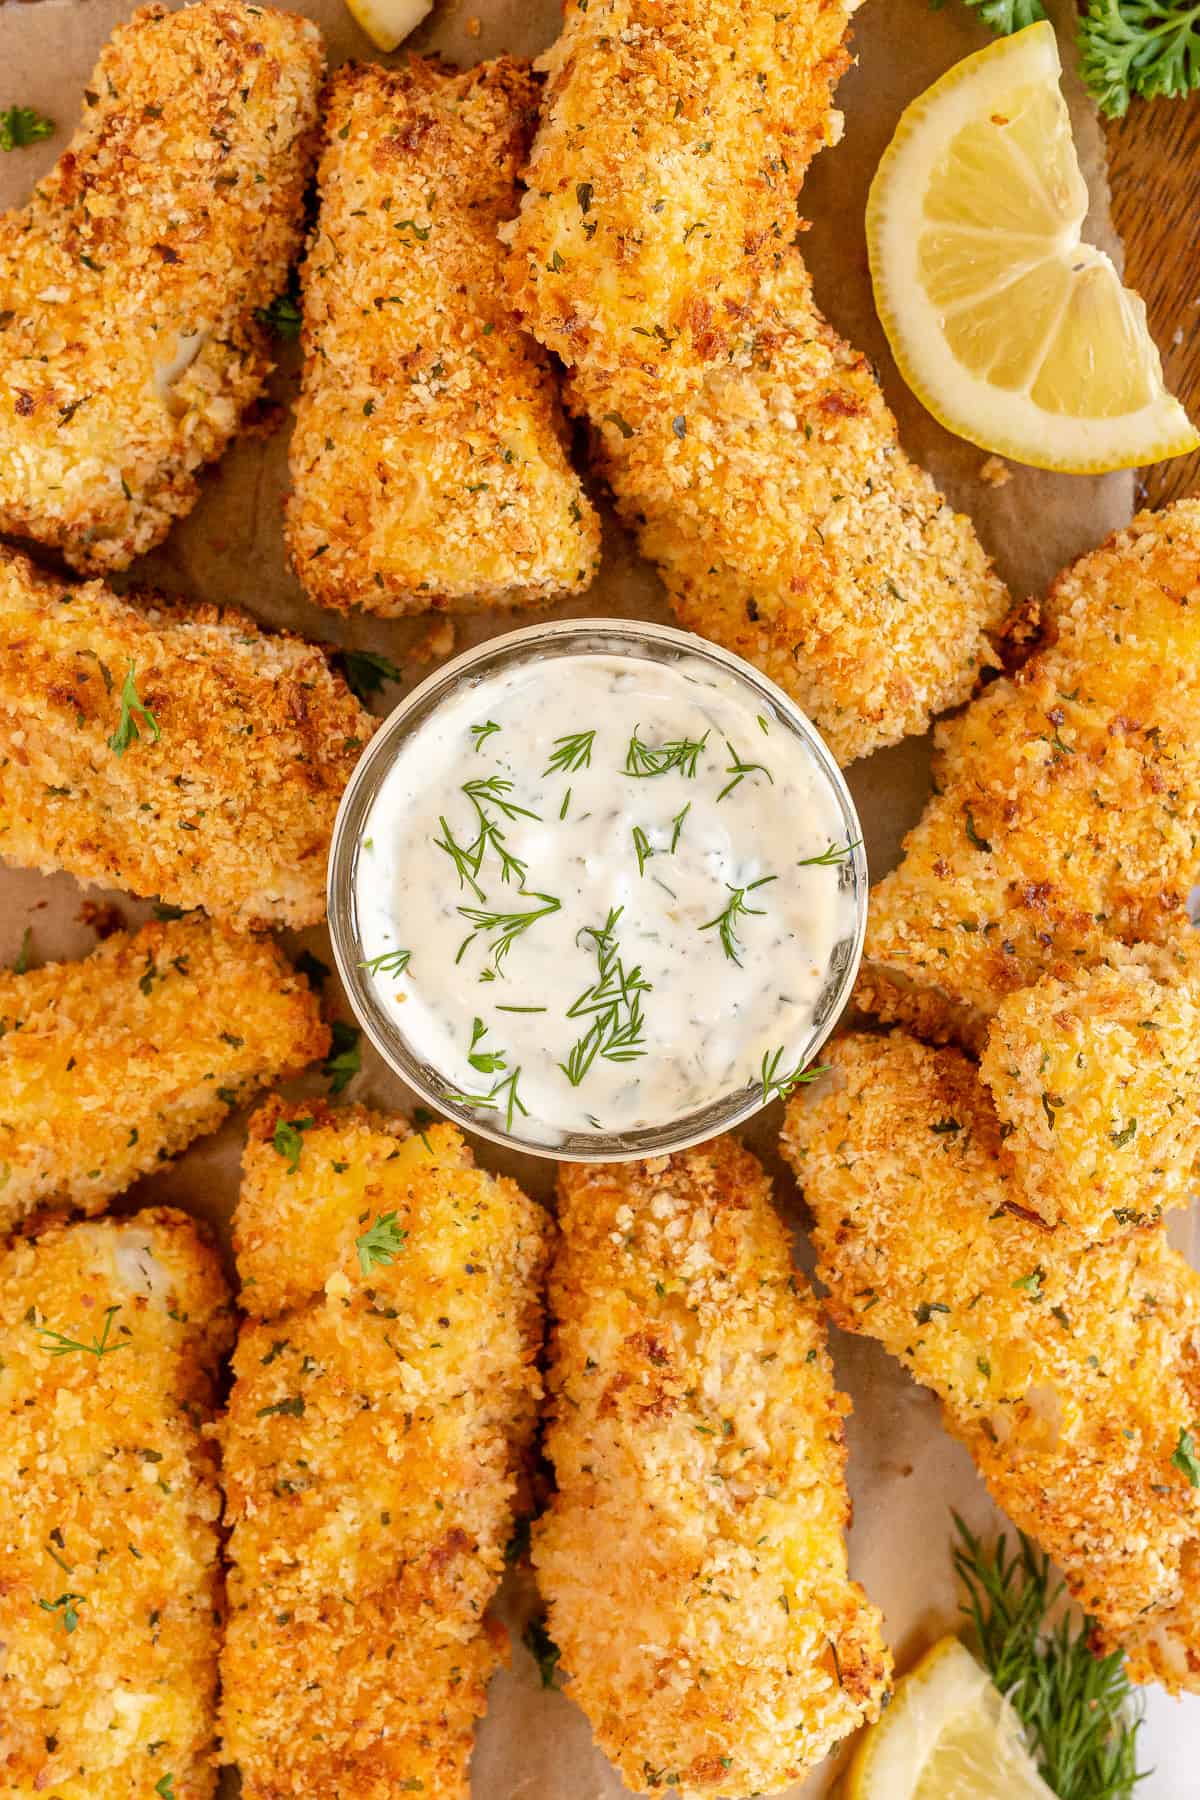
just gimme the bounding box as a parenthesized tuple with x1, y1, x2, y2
(1, 105, 54, 152)
(961, 0, 1200, 116)
(356, 1211, 408, 1274)
(953, 1514, 1144, 1799)
(108, 661, 160, 757)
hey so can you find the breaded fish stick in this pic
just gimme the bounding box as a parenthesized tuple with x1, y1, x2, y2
(538, 1138, 891, 1798)
(862, 502, 1200, 1042)
(506, 0, 854, 372)
(0, 915, 327, 1235)
(220, 1099, 549, 1800)
(508, 6, 1008, 763)
(0, 547, 373, 927)
(784, 1032, 1200, 1692)
(286, 59, 599, 616)
(571, 255, 1008, 763)
(0, 0, 323, 574)
(980, 936, 1200, 1241)
(0, 1208, 234, 1798)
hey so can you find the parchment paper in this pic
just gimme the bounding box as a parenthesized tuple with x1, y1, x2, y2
(2, 0, 1195, 1792)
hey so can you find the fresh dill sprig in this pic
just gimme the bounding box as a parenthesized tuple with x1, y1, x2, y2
(456, 893, 561, 974)
(701, 875, 776, 965)
(544, 729, 596, 775)
(953, 1515, 1145, 1800)
(560, 907, 652, 1086)
(759, 1048, 827, 1105)
(632, 825, 654, 876)
(470, 719, 501, 752)
(624, 725, 709, 779)
(717, 739, 773, 802)
(355, 1210, 408, 1274)
(669, 802, 690, 850)
(433, 814, 489, 900)
(358, 947, 412, 978)
(108, 661, 160, 757)
(462, 775, 539, 825)
(797, 838, 862, 867)
(38, 1306, 128, 1360)
(445, 1064, 528, 1133)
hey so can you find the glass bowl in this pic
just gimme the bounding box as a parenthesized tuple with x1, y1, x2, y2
(327, 618, 867, 1162)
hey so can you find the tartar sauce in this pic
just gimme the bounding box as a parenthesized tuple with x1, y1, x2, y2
(352, 648, 860, 1147)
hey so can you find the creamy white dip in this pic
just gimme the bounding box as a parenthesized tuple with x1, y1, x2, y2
(353, 650, 858, 1146)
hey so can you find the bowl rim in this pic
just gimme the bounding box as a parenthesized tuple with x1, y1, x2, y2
(327, 616, 868, 1162)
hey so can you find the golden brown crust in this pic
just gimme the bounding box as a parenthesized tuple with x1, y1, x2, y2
(784, 1032, 1200, 1692)
(864, 500, 1200, 1033)
(0, 1209, 234, 1798)
(571, 254, 1008, 764)
(538, 1138, 891, 1798)
(0, 0, 323, 573)
(220, 1101, 550, 1800)
(980, 936, 1200, 1240)
(507, 3, 1007, 763)
(0, 915, 328, 1235)
(286, 57, 599, 616)
(505, 0, 854, 372)
(0, 546, 373, 927)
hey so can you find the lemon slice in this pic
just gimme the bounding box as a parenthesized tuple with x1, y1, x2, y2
(343, 0, 430, 52)
(866, 22, 1198, 472)
(843, 1636, 1057, 1800)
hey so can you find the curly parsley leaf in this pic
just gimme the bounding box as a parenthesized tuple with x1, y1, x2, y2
(355, 1210, 408, 1275)
(960, 0, 1046, 32)
(272, 1115, 314, 1174)
(0, 105, 55, 152)
(1080, 0, 1200, 115)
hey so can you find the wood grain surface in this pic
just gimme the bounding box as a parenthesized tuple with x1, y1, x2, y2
(1105, 95, 1200, 508)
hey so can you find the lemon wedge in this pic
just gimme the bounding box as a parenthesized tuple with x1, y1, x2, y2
(343, 0, 430, 52)
(866, 22, 1198, 472)
(843, 1636, 1057, 1800)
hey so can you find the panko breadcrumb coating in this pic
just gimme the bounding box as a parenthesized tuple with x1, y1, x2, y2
(0, 0, 323, 575)
(0, 915, 327, 1236)
(220, 1098, 549, 1800)
(862, 502, 1200, 1042)
(505, 0, 854, 372)
(286, 58, 599, 616)
(0, 546, 373, 927)
(508, 4, 1008, 763)
(0, 1208, 234, 1799)
(571, 254, 1009, 763)
(980, 935, 1200, 1241)
(537, 1138, 891, 1799)
(784, 1032, 1200, 1693)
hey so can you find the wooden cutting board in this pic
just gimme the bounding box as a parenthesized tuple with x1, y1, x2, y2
(1106, 97, 1200, 507)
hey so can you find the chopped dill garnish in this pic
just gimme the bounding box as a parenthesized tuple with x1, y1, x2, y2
(700, 875, 776, 965)
(445, 1065, 528, 1133)
(544, 729, 596, 775)
(358, 947, 412, 978)
(624, 725, 709, 779)
(470, 719, 501, 752)
(38, 1306, 128, 1360)
(758, 1047, 826, 1105)
(797, 838, 861, 867)
(455, 893, 561, 975)
(717, 739, 773, 802)
(560, 907, 652, 1087)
